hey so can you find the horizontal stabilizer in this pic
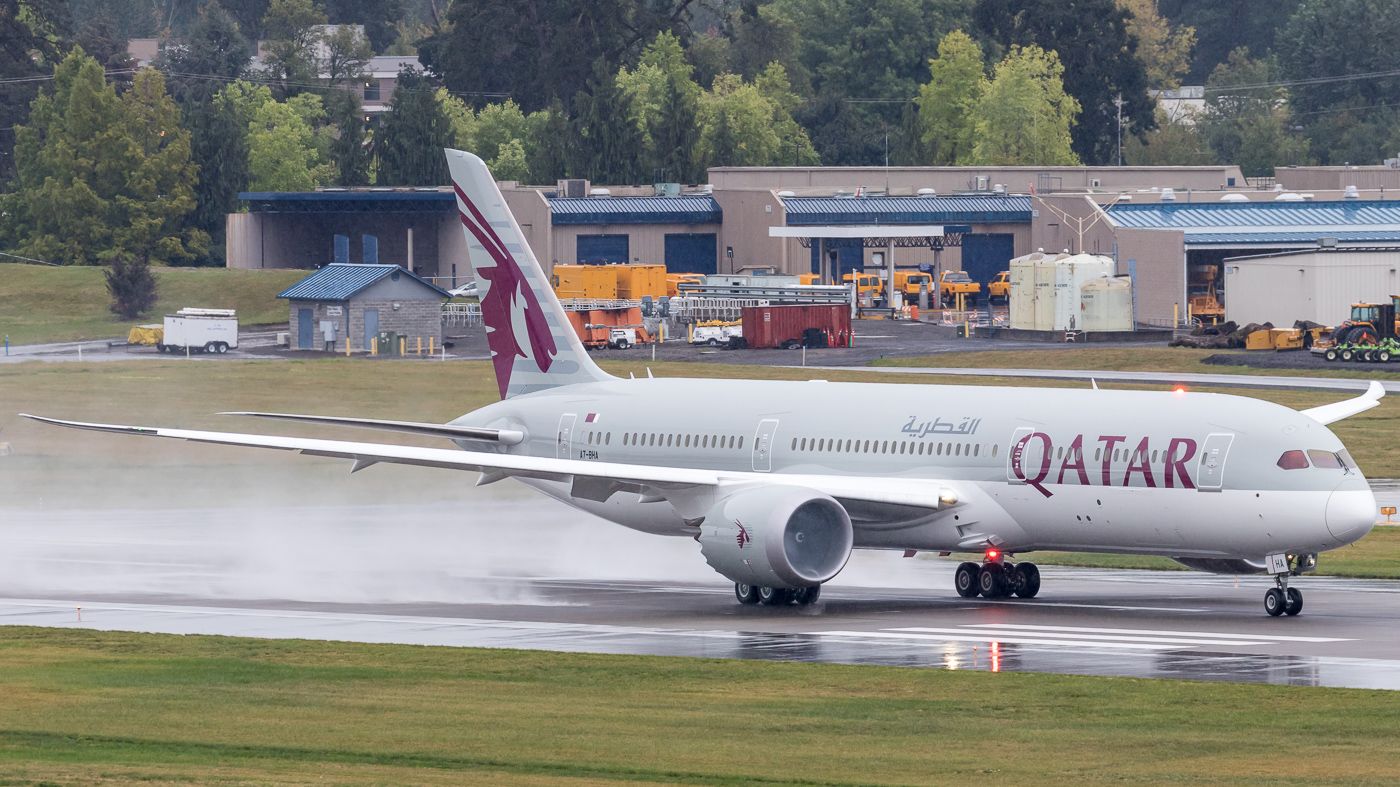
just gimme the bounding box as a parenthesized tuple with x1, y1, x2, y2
(219, 411, 524, 444)
(1300, 381, 1385, 425)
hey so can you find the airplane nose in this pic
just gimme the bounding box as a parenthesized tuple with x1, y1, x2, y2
(1326, 486, 1377, 544)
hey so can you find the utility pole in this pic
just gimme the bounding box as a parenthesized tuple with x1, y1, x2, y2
(1114, 93, 1124, 166)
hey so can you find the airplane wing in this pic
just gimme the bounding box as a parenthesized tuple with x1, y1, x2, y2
(1300, 380, 1385, 425)
(20, 415, 951, 513)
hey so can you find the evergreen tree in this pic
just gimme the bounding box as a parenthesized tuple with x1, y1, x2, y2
(327, 91, 370, 186)
(653, 73, 701, 182)
(115, 68, 207, 264)
(376, 66, 452, 185)
(105, 256, 158, 318)
(526, 99, 570, 183)
(569, 60, 645, 184)
(0, 0, 72, 184)
(159, 2, 252, 263)
(3, 50, 202, 265)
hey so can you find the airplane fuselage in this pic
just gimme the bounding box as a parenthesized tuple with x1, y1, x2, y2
(454, 377, 1376, 561)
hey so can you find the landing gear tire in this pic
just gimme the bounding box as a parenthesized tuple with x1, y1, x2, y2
(978, 563, 1008, 598)
(1014, 562, 1041, 598)
(1264, 587, 1286, 617)
(735, 583, 760, 605)
(954, 562, 981, 598)
(791, 586, 822, 606)
(757, 586, 790, 606)
(1284, 587, 1303, 616)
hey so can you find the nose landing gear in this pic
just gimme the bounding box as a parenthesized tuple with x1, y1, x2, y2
(1265, 574, 1304, 617)
(955, 550, 1040, 600)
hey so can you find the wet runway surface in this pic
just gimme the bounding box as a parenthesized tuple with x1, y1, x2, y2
(4, 493, 1400, 691)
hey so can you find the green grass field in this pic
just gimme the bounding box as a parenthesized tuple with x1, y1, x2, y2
(873, 345, 1400, 381)
(1, 627, 1398, 785)
(0, 265, 305, 345)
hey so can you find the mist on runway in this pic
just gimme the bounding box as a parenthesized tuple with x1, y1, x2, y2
(0, 477, 943, 604)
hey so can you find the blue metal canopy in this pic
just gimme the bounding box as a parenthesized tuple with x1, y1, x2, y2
(242, 191, 454, 214)
(1107, 201, 1400, 245)
(782, 195, 1032, 226)
(277, 263, 449, 300)
(549, 196, 722, 225)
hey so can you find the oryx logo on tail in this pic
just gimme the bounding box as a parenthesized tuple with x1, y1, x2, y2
(452, 181, 557, 398)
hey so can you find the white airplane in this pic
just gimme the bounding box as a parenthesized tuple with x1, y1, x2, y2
(25, 150, 1383, 617)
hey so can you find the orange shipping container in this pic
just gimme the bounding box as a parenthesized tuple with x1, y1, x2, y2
(740, 304, 851, 349)
(551, 265, 618, 299)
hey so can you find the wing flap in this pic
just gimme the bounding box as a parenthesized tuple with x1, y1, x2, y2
(219, 411, 524, 444)
(1300, 381, 1385, 425)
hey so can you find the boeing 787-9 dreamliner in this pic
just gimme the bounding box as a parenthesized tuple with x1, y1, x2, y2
(26, 150, 1384, 616)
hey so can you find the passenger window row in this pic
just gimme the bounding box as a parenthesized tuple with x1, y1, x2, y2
(622, 432, 744, 450)
(788, 436, 995, 459)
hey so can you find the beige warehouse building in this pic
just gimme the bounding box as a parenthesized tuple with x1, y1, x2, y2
(1223, 249, 1400, 327)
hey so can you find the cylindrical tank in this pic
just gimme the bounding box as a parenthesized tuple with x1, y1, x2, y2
(1008, 251, 1042, 329)
(1053, 253, 1116, 330)
(1081, 275, 1134, 332)
(1031, 252, 1061, 331)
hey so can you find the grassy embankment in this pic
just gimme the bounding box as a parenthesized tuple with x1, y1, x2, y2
(3, 357, 1399, 575)
(0, 264, 304, 345)
(873, 345, 1400, 381)
(1, 627, 1399, 784)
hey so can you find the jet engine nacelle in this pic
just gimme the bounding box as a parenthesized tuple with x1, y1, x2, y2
(698, 486, 853, 589)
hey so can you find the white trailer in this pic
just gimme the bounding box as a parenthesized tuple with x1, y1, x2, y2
(159, 308, 239, 354)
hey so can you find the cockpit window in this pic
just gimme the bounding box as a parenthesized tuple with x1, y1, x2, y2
(1308, 450, 1342, 469)
(1277, 450, 1309, 470)
(1338, 450, 1356, 471)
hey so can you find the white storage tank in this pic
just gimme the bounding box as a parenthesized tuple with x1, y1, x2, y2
(1081, 275, 1134, 332)
(1031, 252, 1061, 331)
(1053, 253, 1116, 330)
(1008, 251, 1043, 329)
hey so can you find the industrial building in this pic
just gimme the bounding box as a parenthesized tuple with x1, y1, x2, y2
(1223, 248, 1400, 327)
(231, 162, 1400, 329)
(226, 164, 1245, 295)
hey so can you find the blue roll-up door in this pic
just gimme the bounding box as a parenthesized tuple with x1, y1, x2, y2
(664, 233, 717, 274)
(961, 233, 1014, 289)
(576, 234, 630, 264)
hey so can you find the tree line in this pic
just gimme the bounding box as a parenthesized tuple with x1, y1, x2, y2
(2, 0, 1398, 271)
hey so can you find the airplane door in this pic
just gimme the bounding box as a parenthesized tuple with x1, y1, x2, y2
(752, 419, 779, 472)
(1197, 433, 1234, 492)
(1005, 426, 1044, 485)
(557, 413, 577, 459)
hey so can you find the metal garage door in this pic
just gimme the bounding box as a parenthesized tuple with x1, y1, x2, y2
(576, 234, 630, 264)
(961, 233, 1015, 289)
(664, 233, 717, 274)
(810, 238, 866, 281)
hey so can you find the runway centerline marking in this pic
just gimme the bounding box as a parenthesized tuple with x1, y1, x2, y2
(816, 630, 1176, 650)
(962, 623, 1352, 643)
(891, 627, 1296, 648)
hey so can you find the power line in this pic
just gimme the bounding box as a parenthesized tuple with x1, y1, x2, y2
(1203, 67, 1400, 94)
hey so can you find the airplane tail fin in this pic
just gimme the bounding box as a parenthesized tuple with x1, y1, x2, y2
(445, 149, 613, 399)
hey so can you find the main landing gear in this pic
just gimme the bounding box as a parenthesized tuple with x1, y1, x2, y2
(735, 583, 822, 607)
(1264, 574, 1304, 617)
(954, 549, 1040, 600)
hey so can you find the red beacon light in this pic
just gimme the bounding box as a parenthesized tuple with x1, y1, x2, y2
(985, 548, 1001, 561)
(1172, 385, 1188, 397)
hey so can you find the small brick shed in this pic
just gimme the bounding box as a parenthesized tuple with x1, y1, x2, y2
(278, 263, 449, 352)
